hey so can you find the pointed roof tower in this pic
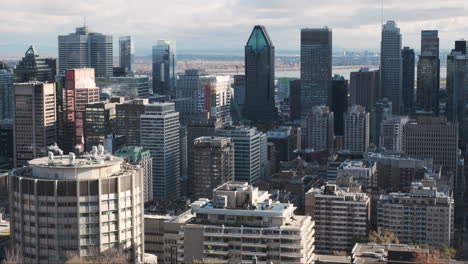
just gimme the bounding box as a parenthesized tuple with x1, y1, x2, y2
(246, 25, 273, 52)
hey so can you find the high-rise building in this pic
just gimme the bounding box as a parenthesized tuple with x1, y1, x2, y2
(349, 68, 380, 112)
(371, 98, 392, 148)
(115, 99, 147, 147)
(344, 105, 370, 152)
(231, 74, 245, 106)
(84, 102, 117, 151)
(277, 77, 297, 99)
(381, 21, 402, 115)
(402, 47, 415, 115)
(446, 40, 468, 122)
(331, 75, 348, 136)
(0, 119, 14, 169)
(300, 28, 332, 115)
(96, 76, 151, 99)
(243, 25, 276, 125)
(180, 182, 316, 263)
(267, 126, 300, 162)
(216, 126, 263, 183)
(403, 117, 459, 171)
(119, 36, 134, 74)
(13, 82, 57, 167)
(140, 102, 180, 200)
(289, 79, 302, 121)
(0, 68, 13, 120)
(152, 40, 176, 95)
(380, 116, 409, 152)
(115, 146, 153, 202)
(62, 68, 100, 154)
(175, 69, 231, 125)
(14, 46, 56, 83)
(416, 30, 440, 115)
(190, 136, 234, 200)
(58, 26, 113, 77)
(377, 182, 454, 247)
(304, 105, 334, 151)
(9, 153, 145, 263)
(305, 184, 369, 254)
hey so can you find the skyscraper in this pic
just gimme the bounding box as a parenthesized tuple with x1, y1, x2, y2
(115, 99, 147, 147)
(140, 102, 180, 200)
(402, 47, 415, 114)
(58, 26, 113, 77)
(344, 105, 370, 152)
(190, 136, 234, 200)
(289, 79, 302, 121)
(13, 83, 57, 167)
(300, 28, 332, 114)
(0, 68, 13, 120)
(331, 75, 348, 136)
(14, 46, 56, 83)
(243, 25, 276, 125)
(304, 105, 334, 150)
(380, 116, 409, 152)
(371, 98, 392, 148)
(446, 40, 468, 123)
(381, 21, 402, 115)
(416, 30, 440, 115)
(349, 68, 380, 112)
(84, 102, 117, 151)
(119, 36, 134, 74)
(152, 40, 176, 95)
(62, 68, 100, 154)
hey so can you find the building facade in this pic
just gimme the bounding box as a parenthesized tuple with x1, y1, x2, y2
(84, 102, 117, 151)
(344, 105, 370, 152)
(304, 105, 334, 151)
(379, 116, 408, 152)
(402, 47, 415, 115)
(381, 21, 402, 115)
(119, 36, 134, 74)
(331, 75, 348, 136)
(115, 99, 147, 147)
(349, 68, 380, 112)
(0, 68, 13, 120)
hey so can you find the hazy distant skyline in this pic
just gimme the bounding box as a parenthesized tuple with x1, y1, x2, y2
(1, 0, 467, 57)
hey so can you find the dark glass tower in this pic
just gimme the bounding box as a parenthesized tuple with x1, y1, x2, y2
(14, 46, 56, 83)
(243, 25, 276, 125)
(402, 47, 415, 115)
(381, 21, 402, 115)
(300, 28, 332, 115)
(416, 30, 440, 115)
(331, 75, 348, 136)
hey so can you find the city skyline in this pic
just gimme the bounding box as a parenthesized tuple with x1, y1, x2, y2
(1, 0, 468, 56)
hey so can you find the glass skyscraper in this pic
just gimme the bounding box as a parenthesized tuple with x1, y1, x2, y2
(402, 47, 415, 115)
(14, 46, 56, 83)
(0, 67, 13, 120)
(152, 40, 176, 96)
(300, 27, 332, 115)
(381, 21, 402, 115)
(119, 36, 134, 74)
(243, 25, 276, 125)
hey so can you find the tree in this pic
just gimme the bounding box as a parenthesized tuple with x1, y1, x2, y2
(367, 229, 399, 244)
(64, 247, 127, 264)
(2, 247, 23, 264)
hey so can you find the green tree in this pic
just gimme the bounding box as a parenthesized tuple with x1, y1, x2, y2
(368, 229, 399, 244)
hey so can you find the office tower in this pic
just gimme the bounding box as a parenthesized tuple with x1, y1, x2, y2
(259, 132, 268, 179)
(115, 146, 153, 202)
(179, 126, 188, 197)
(377, 182, 454, 247)
(175, 69, 231, 125)
(243, 25, 276, 125)
(403, 117, 459, 171)
(115, 99, 147, 146)
(380, 116, 409, 152)
(300, 28, 332, 115)
(0, 68, 13, 120)
(289, 79, 301, 121)
(331, 75, 348, 136)
(180, 182, 315, 263)
(0, 120, 13, 169)
(190, 136, 234, 199)
(267, 126, 299, 162)
(277, 77, 297, 99)
(232, 74, 245, 106)
(9, 153, 144, 263)
(304, 105, 334, 150)
(152, 40, 176, 95)
(344, 105, 370, 152)
(365, 152, 433, 192)
(402, 47, 415, 114)
(96, 76, 151, 99)
(349, 68, 380, 112)
(58, 26, 113, 77)
(13, 83, 56, 167)
(62, 68, 100, 154)
(381, 21, 402, 115)
(305, 184, 369, 254)
(14, 46, 56, 83)
(371, 98, 392, 148)
(416, 31, 440, 115)
(446, 40, 468, 122)
(140, 102, 180, 200)
(216, 126, 263, 183)
(84, 102, 117, 150)
(119, 36, 134, 74)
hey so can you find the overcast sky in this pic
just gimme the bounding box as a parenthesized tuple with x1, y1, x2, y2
(1, 0, 467, 57)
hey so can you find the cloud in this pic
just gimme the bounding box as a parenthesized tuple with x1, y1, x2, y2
(0, 0, 467, 56)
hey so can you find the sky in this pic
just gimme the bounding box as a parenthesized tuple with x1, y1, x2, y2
(0, 0, 468, 57)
